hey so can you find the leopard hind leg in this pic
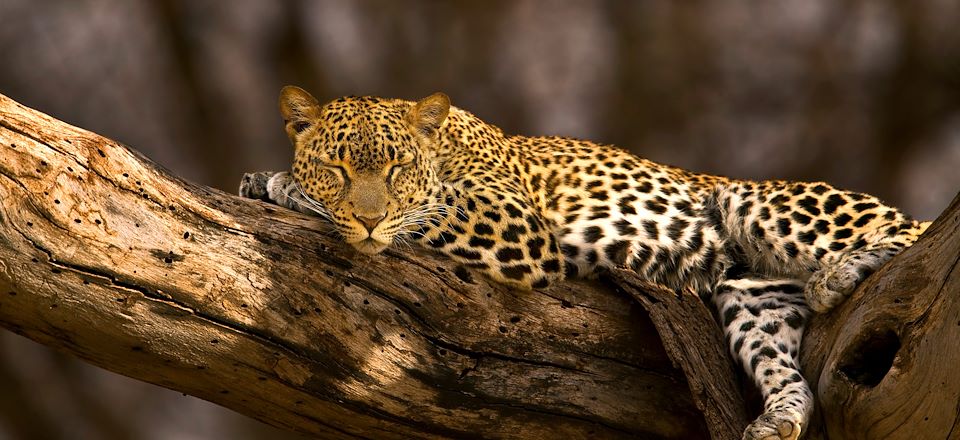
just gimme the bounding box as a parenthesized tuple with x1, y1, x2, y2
(805, 220, 930, 312)
(713, 277, 813, 440)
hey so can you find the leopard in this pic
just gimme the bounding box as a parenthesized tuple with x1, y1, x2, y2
(239, 86, 930, 440)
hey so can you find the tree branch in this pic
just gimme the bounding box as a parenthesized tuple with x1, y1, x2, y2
(610, 272, 749, 439)
(0, 94, 729, 438)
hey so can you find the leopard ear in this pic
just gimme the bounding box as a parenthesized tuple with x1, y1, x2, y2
(279, 86, 320, 142)
(406, 92, 450, 137)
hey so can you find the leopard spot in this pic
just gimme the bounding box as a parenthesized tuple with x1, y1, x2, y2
(468, 236, 496, 249)
(583, 226, 604, 243)
(604, 240, 630, 265)
(495, 247, 524, 263)
(501, 224, 527, 243)
(500, 264, 532, 280)
(541, 259, 562, 273)
(451, 248, 482, 260)
(474, 223, 494, 235)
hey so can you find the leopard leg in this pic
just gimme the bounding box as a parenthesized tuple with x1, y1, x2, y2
(239, 171, 318, 216)
(805, 220, 930, 312)
(716, 180, 930, 313)
(713, 277, 813, 440)
(239, 171, 276, 201)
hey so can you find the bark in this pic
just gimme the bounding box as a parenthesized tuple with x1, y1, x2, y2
(0, 94, 728, 438)
(609, 272, 750, 438)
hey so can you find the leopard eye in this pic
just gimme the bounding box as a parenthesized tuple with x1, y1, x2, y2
(387, 164, 406, 182)
(323, 164, 348, 181)
(292, 121, 311, 134)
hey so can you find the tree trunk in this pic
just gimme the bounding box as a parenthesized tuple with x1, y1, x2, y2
(800, 193, 960, 438)
(0, 91, 956, 439)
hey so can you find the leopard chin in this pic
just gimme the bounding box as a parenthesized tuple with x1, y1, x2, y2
(350, 238, 390, 255)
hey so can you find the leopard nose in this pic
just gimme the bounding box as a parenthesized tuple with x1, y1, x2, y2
(355, 213, 386, 232)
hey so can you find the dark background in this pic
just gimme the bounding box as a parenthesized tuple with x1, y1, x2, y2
(0, 1, 958, 439)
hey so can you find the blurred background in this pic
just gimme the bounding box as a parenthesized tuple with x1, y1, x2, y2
(0, 0, 958, 438)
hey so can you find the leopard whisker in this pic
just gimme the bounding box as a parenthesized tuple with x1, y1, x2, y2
(292, 183, 333, 218)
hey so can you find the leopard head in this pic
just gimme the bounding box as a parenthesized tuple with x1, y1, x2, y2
(279, 86, 449, 254)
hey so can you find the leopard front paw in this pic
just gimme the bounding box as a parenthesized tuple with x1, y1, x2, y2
(804, 263, 859, 313)
(743, 409, 803, 440)
(239, 171, 276, 201)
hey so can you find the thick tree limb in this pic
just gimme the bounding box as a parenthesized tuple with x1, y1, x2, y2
(609, 272, 749, 439)
(0, 94, 732, 438)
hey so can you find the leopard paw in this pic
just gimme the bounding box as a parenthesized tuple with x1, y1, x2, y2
(239, 172, 275, 200)
(742, 409, 802, 440)
(804, 263, 859, 313)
